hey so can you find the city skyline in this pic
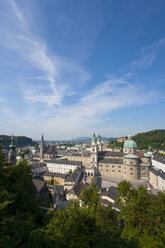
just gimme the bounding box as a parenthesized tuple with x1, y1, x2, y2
(0, 0, 165, 139)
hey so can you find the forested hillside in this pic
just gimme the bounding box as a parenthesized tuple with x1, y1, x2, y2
(0, 135, 37, 148)
(133, 129, 165, 150)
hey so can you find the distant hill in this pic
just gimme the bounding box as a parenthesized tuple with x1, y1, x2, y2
(0, 135, 37, 149)
(133, 129, 165, 150)
(70, 136, 117, 142)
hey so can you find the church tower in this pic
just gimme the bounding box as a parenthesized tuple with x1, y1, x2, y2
(90, 133, 98, 168)
(40, 134, 44, 161)
(97, 134, 103, 152)
(8, 135, 16, 164)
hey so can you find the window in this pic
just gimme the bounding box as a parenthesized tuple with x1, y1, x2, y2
(106, 165, 109, 167)
(130, 150, 131, 153)
(112, 165, 115, 168)
(112, 170, 114, 172)
(100, 165, 102, 167)
(106, 169, 108, 171)
(118, 170, 121, 172)
(100, 169, 102, 171)
(130, 168, 133, 170)
(124, 172, 126, 174)
(130, 173, 133, 175)
(124, 160, 127, 164)
(118, 166, 121, 168)
(125, 149, 127, 152)
(124, 167, 126, 169)
(130, 162, 133, 165)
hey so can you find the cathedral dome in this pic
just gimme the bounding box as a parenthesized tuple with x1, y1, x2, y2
(123, 135, 137, 148)
(97, 135, 101, 142)
(92, 133, 97, 142)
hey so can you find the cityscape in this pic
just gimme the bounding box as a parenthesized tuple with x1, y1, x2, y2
(1, 0, 165, 248)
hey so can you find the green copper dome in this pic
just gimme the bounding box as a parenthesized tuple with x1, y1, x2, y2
(9, 135, 16, 151)
(123, 140, 137, 148)
(92, 133, 96, 141)
(97, 135, 101, 142)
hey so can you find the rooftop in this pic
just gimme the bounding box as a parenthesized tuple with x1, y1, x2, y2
(44, 146, 56, 155)
(153, 156, 165, 165)
(101, 186, 118, 201)
(98, 158, 123, 164)
(45, 159, 82, 166)
(123, 154, 139, 159)
(43, 172, 67, 178)
(99, 151, 124, 157)
(150, 167, 165, 179)
(65, 168, 82, 182)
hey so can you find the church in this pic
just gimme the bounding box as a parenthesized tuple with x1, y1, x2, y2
(38, 133, 151, 181)
(66, 134, 151, 181)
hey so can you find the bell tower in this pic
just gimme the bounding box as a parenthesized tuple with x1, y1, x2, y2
(40, 134, 44, 161)
(97, 134, 103, 152)
(8, 135, 16, 164)
(90, 133, 98, 168)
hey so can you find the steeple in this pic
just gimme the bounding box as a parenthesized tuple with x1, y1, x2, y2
(90, 133, 98, 168)
(40, 134, 44, 161)
(8, 135, 16, 164)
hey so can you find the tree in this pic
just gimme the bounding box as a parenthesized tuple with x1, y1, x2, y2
(79, 182, 99, 210)
(0, 152, 44, 248)
(117, 180, 165, 248)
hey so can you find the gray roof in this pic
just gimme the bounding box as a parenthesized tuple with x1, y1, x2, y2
(99, 151, 124, 157)
(99, 158, 123, 164)
(32, 179, 48, 194)
(31, 162, 46, 169)
(101, 187, 118, 201)
(153, 156, 165, 165)
(43, 172, 67, 179)
(65, 168, 82, 182)
(68, 153, 90, 157)
(150, 167, 165, 179)
(100, 199, 119, 211)
(68, 183, 87, 196)
(44, 145, 57, 155)
(45, 159, 82, 166)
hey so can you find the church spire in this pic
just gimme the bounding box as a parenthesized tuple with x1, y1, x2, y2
(8, 135, 16, 164)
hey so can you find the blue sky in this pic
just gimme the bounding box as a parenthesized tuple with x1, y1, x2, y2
(0, 0, 165, 140)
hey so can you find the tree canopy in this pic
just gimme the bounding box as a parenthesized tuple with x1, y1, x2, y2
(0, 145, 165, 248)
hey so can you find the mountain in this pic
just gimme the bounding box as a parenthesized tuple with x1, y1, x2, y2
(70, 137, 91, 142)
(0, 135, 37, 148)
(133, 129, 165, 150)
(70, 136, 117, 142)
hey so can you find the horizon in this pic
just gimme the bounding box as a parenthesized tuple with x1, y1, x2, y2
(0, 1, 165, 139)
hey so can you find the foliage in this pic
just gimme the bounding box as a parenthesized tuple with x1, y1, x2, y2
(133, 129, 165, 150)
(0, 151, 44, 248)
(68, 169, 73, 175)
(0, 134, 37, 148)
(109, 129, 165, 150)
(117, 180, 165, 248)
(109, 139, 124, 148)
(79, 182, 99, 210)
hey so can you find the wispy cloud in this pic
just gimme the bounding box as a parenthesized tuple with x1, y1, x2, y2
(0, 0, 89, 106)
(126, 53, 155, 70)
(140, 38, 165, 52)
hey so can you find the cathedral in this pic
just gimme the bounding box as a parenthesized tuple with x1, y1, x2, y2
(66, 134, 151, 181)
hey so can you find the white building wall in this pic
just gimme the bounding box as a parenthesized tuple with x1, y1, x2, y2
(158, 175, 165, 191)
(152, 159, 165, 172)
(46, 162, 79, 174)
